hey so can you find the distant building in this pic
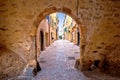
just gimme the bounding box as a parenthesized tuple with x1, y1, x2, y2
(37, 18, 50, 56)
(49, 13, 59, 44)
(62, 15, 80, 45)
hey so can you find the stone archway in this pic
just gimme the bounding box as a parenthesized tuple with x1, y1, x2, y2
(35, 7, 86, 72)
(0, 0, 119, 79)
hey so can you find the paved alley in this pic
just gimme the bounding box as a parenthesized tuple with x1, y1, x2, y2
(34, 40, 120, 80)
(34, 40, 88, 80)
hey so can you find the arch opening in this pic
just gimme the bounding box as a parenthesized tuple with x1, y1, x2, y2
(36, 11, 82, 73)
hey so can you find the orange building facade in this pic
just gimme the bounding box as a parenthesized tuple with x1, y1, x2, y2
(62, 15, 80, 45)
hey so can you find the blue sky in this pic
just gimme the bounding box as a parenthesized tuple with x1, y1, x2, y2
(57, 12, 66, 34)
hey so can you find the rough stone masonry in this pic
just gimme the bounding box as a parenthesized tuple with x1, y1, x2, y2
(0, 0, 120, 79)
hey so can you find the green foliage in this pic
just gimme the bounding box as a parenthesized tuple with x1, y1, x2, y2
(59, 35, 62, 39)
(64, 27, 67, 32)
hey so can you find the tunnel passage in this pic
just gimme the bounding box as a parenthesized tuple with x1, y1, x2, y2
(0, 0, 120, 79)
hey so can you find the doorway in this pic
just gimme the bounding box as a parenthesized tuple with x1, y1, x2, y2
(40, 30, 44, 51)
(77, 31, 80, 46)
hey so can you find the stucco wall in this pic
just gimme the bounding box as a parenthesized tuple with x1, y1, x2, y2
(37, 19, 49, 57)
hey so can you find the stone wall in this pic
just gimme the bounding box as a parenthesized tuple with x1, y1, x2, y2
(0, 0, 120, 79)
(0, 45, 25, 79)
(80, 0, 120, 76)
(0, 0, 37, 79)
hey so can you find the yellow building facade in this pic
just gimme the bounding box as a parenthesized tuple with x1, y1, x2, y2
(49, 13, 59, 44)
(63, 15, 79, 45)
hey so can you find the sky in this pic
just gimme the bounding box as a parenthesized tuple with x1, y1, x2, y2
(57, 12, 66, 35)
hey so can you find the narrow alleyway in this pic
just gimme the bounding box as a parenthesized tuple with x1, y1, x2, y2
(34, 40, 87, 80)
(34, 40, 120, 80)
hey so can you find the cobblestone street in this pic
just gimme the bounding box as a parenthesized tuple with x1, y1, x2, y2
(34, 40, 120, 80)
(34, 40, 88, 80)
